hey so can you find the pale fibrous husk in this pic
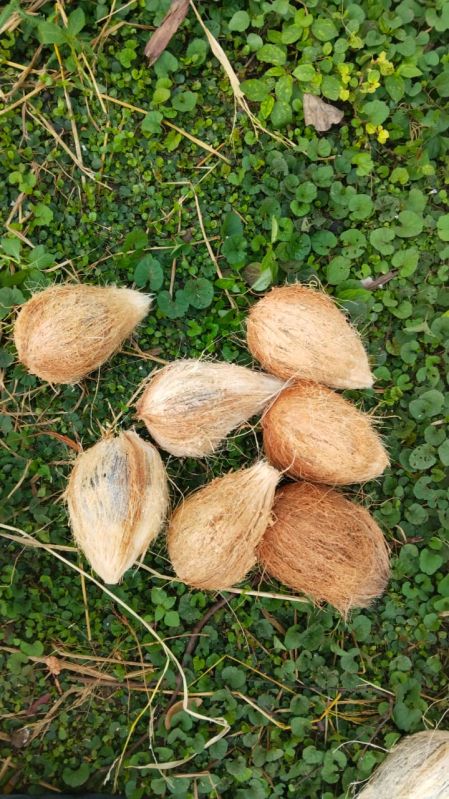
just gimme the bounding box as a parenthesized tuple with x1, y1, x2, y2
(258, 482, 389, 614)
(14, 283, 151, 384)
(136, 359, 284, 457)
(246, 284, 374, 389)
(67, 431, 169, 584)
(262, 382, 389, 485)
(357, 730, 449, 798)
(168, 462, 280, 589)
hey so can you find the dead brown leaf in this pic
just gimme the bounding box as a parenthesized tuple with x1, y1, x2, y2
(144, 0, 190, 64)
(164, 697, 203, 730)
(303, 93, 344, 132)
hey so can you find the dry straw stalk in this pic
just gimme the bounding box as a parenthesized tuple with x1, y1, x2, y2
(246, 284, 374, 389)
(168, 462, 280, 589)
(67, 431, 168, 584)
(357, 730, 449, 798)
(262, 382, 389, 484)
(14, 283, 151, 384)
(136, 359, 284, 457)
(258, 482, 390, 614)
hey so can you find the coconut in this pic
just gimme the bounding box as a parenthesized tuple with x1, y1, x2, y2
(136, 359, 284, 457)
(357, 730, 449, 798)
(262, 382, 389, 484)
(246, 284, 373, 388)
(258, 482, 389, 613)
(14, 283, 151, 384)
(67, 431, 168, 584)
(168, 462, 280, 589)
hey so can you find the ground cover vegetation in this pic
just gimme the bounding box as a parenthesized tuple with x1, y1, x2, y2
(0, 0, 448, 796)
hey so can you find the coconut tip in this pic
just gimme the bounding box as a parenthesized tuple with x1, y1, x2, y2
(118, 287, 152, 320)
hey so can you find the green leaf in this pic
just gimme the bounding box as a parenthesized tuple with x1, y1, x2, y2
(33, 202, 53, 226)
(222, 211, 243, 237)
(293, 64, 316, 81)
(0, 1, 19, 31)
(20, 640, 44, 656)
(385, 74, 405, 102)
(409, 444, 437, 471)
(164, 610, 180, 627)
(437, 213, 449, 241)
(0, 287, 24, 318)
(62, 763, 90, 787)
(134, 254, 163, 291)
(370, 227, 395, 255)
(361, 100, 390, 125)
(153, 86, 171, 104)
(28, 245, 55, 270)
(348, 194, 373, 220)
(311, 17, 338, 41)
(172, 91, 197, 112)
(433, 69, 449, 97)
(419, 549, 443, 576)
(409, 390, 444, 420)
(1, 237, 21, 259)
(284, 626, 302, 649)
(256, 44, 287, 66)
(392, 247, 419, 277)
(38, 20, 67, 44)
(326, 256, 350, 284)
(351, 615, 372, 642)
(154, 50, 179, 77)
(228, 10, 250, 31)
(0, 349, 14, 368)
(221, 666, 246, 689)
(184, 278, 214, 309)
(241, 79, 271, 102)
(270, 100, 292, 129)
(157, 289, 189, 319)
(321, 75, 341, 101)
(123, 229, 148, 252)
(142, 111, 163, 134)
(395, 210, 424, 238)
(67, 7, 85, 35)
(438, 440, 449, 466)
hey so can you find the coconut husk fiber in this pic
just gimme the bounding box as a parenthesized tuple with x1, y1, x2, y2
(14, 283, 151, 384)
(262, 382, 389, 485)
(246, 284, 374, 389)
(168, 462, 280, 589)
(357, 730, 449, 798)
(67, 431, 169, 584)
(136, 359, 284, 457)
(258, 482, 389, 614)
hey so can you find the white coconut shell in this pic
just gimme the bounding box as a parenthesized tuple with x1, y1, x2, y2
(14, 284, 151, 383)
(168, 462, 280, 589)
(258, 481, 390, 614)
(67, 431, 168, 584)
(136, 359, 284, 457)
(357, 730, 449, 798)
(262, 382, 389, 484)
(246, 284, 374, 389)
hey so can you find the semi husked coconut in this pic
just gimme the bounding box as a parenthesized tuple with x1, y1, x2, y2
(247, 284, 373, 389)
(67, 431, 168, 583)
(14, 283, 151, 383)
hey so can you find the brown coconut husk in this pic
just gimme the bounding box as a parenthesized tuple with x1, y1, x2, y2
(258, 482, 389, 614)
(262, 382, 389, 485)
(136, 359, 284, 457)
(67, 431, 168, 584)
(246, 284, 373, 389)
(357, 730, 449, 798)
(14, 284, 151, 384)
(168, 462, 280, 589)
